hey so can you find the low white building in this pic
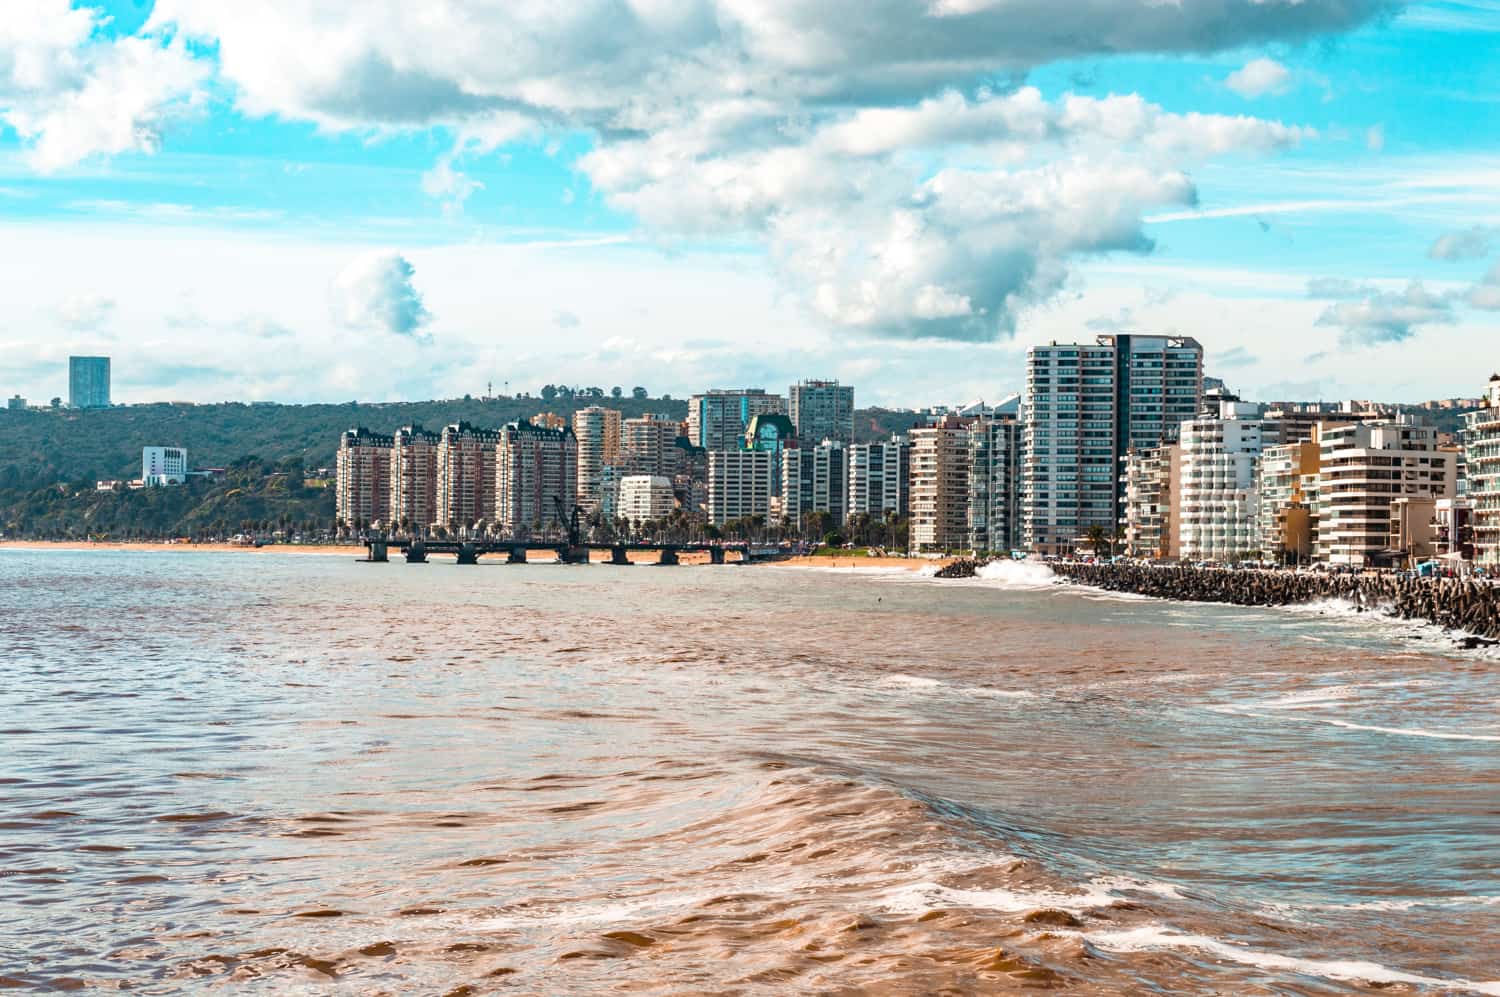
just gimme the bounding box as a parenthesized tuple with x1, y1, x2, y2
(142, 446, 188, 487)
(618, 474, 675, 525)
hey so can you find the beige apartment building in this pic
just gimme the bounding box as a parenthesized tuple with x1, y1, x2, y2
(621, 414, 685, 476)
(495, 419, 578, 535)
(1317, 418, 1456, 566)
(1257, 439, 1321, 564)
(573, 406, 622, 514)
(909, 415, 972, 553)
(390, 424, 440, 532)
(436, 422, 500, 532)
(1120, 444, 1180, 560)
(336, 427, 392, 529)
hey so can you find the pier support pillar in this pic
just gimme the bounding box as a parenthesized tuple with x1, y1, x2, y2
(658, 548, 679, 566)
(405, 541, 427, 564)
(457, 543, 479, 565)
(507, 547, 528, 564)
(559, 545, 590, 565)
(610, 545, 630, 565)
(709, 547, 725, 565)
(367, 541, 389, 563)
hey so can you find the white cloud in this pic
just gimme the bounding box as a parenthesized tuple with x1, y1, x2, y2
(1468, 262, 1500, 310)
(1366, 123, 1385, 152)
(1225, 57, 1293, 99)
(331, 250, 432, 339)
(56, 294, 115, 332)
(420, 159, 483, 212)
(1314, 281, 1454, 346)
(1429, 225, 1494, 261)
(0, 0, 207, 171)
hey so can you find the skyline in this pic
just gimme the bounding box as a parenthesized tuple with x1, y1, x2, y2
(3, 2, 1500, 408)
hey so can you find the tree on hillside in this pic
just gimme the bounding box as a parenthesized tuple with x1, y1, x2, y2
(610, 386, 623, 399)
(632, 386, 647, 400)
(540, 384, 558, 401)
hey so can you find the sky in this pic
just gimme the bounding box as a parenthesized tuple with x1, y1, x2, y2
(1, 1, 1497, 408)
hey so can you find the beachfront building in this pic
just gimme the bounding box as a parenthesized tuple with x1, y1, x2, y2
(573, 406, 622, 514)
(909, 415, 973, 553)
(707, 450, 775, 526)
(1435, 498, 1476, 561)
(847, 435, 910, 522)
(782, 440, 848, 528)
(687, 388, 785, 451)
(436, 422, 500, 533)
(1317, 418, 1456, 567)
(336, 427, 393, 529)
(494, 419, 578, 535)
(390, 425, 440, 534)
(618, 474, 675, 526)
(620, 413, 685, 476)
(68, 355, 111, 409)
(1120, 444, 1179, 560)
(1176, 394, 1268, 563)
(966, 416, 1022, 554)
(142, 446, 189, 487)
(1256, 439, 1321, 564)
(1022, 334, 1203, 555)
(789, 379, 855, 445)
(1466, 375, 1500, 567)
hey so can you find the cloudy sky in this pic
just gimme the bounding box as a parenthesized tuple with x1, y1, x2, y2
(1, 1, 1497, 407)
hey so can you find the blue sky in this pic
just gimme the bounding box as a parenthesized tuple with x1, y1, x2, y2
(1, 1, 1497, 406)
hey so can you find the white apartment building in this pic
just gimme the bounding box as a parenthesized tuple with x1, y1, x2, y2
(142, 446, 189, 487)
(1023, 334, 1203, 555)
(336, 428, 392, 528)
(687, 389, 785, 451)
(573, 406, 622, 514)
(707, 450, 774, 526)
(1177, 397, 1267, 562)
(618, 474, 675, 525)
(1466, 375, 1500, 567)
(1318, 418, 1456, 566)
(788, 379, 855, 445)
(967, 417, 1022, 554)
(782, 441, 848, 526)
(847, 435, 910, 521)
(909, 415, 972, 553)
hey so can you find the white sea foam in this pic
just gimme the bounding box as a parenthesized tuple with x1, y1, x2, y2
(1077, 925, 1500, 995)
(883, 871, 1188, 917)
(974, 560, 1058, 589)
(874, 673, 1035, 699)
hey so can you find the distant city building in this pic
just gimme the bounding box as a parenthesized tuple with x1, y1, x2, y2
(687, 388, 785, 451)
(7, 394, 24, 410)
(1256, 440, 1321, 564)
(620, 413, 685, 477)
(390, 425, 440, 533)
(966, 416, 1022, 554)
(1317, 418, 1455, 566)
(68, 356, 111, 409)
(1176, 394, 1268, 562)
(1023, 335, 1203, 554)
(573, 406, 622, 514)
(909, 415, 973, 553)
(495, 418, 577, 535)
(618, 474, 675, 525)
(1121, 444, 1180, 560)
(1465, 375, 1500, 567)
(436, 422, 500, 532)
(788, 379, 854, 445)
(782, 440, 847, 527)
(336, 427, 393, 528)
(846, 434, 910, 523)
(707, 450, 774, 526)
(531, 412, 568, 431)
(142, 446, 188, 487)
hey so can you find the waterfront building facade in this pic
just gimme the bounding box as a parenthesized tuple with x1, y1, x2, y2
(1120, 444, 1180, 560)
(142, 446, 188, 487)
(620, 414, 685, 476)
(966, 417, 1021, 554)
(1256, 439, 1321, 564)
(336, 427, 393, 529)
(68, 356, 111, 409)
(909, 415, 972, 553)
(495, 419, 577, 535)
(1466, 375, 1500, 567)
(1317, 418, 1456, 566)
(847, 435, 910, 522)
(782, 440, 848, 527)
(707, 450, 774, 526)
(1023, 334, 1203, 555)
(573, 406, 622, 514)
(390, 425, 440, 533)
(1176, 395, 1267, 563)
(788, 379, 854, 445)
(688, 389, 785, 451)
(618, 474, 676, 526)
(436, 422, 499, 533)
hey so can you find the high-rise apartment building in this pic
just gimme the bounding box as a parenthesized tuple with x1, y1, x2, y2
(1023, 335, 1202, 554)
(1465, 375, 1500, 567)
(1176, 395, 1267, 562)
(1120, 445, 1180, 559)
(1257, 440, 1321, 564)
(336, 427, 393, 529)
(782, 441, 847, 527)
(789, 379, 854, 445)
(1317, 418, 1455, 566)
(618, 475, 676, 526)
(967, 416, 1022, 554)
(390, 425, 440, 532)
(436, 422, 499, 532)
(909, 415, 973, 553)
(620, 414, 685, 476)
(846, 435, 910, 522)
(687, 389, 785, 451)
(573, 406, 622, 514)
(495, 419, 577, 534)
(706, 450, 775, 526)
(69, 356, 111, 409)
(142, 446, 188, 487)
(7, 395, 25, 410)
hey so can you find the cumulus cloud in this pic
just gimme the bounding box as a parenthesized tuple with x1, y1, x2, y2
(420, 159, 483, 211)
(1429, 225, 1494, 261)
(1225, 57, 1292, 98)
(56, 294, 115, 332)
(1468, 263, 1500, 310)
(331, 251, 431, 339)
(1314, 281, 1453, 346)
(1214, 345, 1257, 368)
(0, 0, 207, 171)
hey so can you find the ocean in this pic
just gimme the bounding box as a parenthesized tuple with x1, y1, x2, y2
(3, 549, 1498, 994)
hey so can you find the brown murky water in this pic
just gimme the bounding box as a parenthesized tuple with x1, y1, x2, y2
(3, 551, 1499, 994)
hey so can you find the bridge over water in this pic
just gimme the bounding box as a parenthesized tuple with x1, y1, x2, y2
(360, 538, 781, 566)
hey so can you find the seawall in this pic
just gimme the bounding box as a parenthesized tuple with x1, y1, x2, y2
(1049, 563, 1500, 643)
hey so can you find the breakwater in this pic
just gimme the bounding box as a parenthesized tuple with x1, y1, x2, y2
(1051, 563, 1500, 643)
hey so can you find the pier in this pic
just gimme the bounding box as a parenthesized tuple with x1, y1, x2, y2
(360, 537, 773, 566)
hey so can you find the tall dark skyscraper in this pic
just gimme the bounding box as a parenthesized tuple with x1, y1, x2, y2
(68, 356, 111, 409)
